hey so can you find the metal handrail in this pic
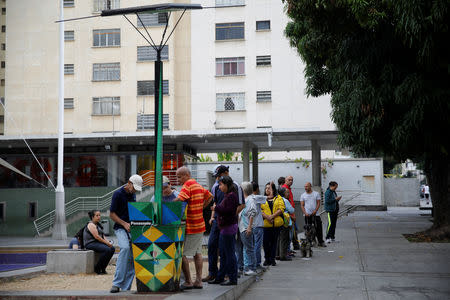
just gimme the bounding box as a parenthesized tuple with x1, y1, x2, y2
(32, 168, 195, 236)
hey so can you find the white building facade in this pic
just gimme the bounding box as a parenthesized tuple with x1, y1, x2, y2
(191, 0, 335, 131)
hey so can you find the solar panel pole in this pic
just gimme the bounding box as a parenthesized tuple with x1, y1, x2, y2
(154, 49, 163, 224)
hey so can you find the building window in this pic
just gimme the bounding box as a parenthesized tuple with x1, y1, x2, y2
(64, 31, 74, 41)
(93, 29, 120, 47)
(256, 55, 271, 66)
(216, 93, 245, 111)
(64, 98, 74, 109)
(257, 91, 272, 102)
(137, 114, 169, 130)
(1, 44, 5, 50)
(256, 20, 270, 31)
(216, 57, 245, 76)
(137, 12, 168, 27)
(137, 80, 169, 96)
(0, 79, 4, 86)
(93, 0, 120, 12)
(64, 64, 74, 75)
(63, 0, 74, 8)
(215, 0, 245, 6)
(216, 22, 245, 40)
(92, 97, 120, 115)
(137, 46, 168, 61)
(93, 63, 120, 81)
(2, 7, 5, 15)
(1, 26, 5, 33)
(0, 202, 5, 222)
(28, 202, 37, 219)
(0, 97, 4, 105)
(1, 61, 4, 68)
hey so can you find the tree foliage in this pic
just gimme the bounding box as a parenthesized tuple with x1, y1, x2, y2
(283, 0, 450, 227)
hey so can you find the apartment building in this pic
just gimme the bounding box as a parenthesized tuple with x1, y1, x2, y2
(191, 0, 334, 131)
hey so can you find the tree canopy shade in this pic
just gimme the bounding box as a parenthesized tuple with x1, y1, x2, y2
(282, 0, 450, 228)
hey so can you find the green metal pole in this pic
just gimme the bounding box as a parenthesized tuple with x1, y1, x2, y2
(154, 50, 163, 224)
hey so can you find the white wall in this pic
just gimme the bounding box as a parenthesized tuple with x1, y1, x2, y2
(186, 158, 383, 205)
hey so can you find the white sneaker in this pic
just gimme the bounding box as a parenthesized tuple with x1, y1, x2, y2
(326, 238, 332, 244)
(244, 270, 256, 276)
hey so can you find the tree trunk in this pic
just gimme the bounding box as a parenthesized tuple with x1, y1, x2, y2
(427, 156, 450, 228)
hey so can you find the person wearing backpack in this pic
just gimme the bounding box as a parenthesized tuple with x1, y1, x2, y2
(84, 210, 115, 274)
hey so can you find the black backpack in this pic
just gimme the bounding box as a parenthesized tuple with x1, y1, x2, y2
(74, 221, 102, 249)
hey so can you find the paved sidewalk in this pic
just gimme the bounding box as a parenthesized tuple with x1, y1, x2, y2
(241, 207, 450, 300)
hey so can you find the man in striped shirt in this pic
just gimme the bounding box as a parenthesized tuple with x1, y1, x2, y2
(175, 166, 213, 289)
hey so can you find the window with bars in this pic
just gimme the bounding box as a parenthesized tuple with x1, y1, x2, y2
(64, 98, 74, 109)
(64, 64, 74, 75)
(137, 80, 169, 96)
(64, 31, 74, 41)
(1, 43, 5, 50)
(137, 114, 169, 130)
(256, 20, 270, 31)
(1, 61, 4, 69)
(216, 93, 245, 111)
(93, 29, 120, 47)
(137, 46, 168, 61)
(93, 0, 120, 12)
(216, 22, 245, 40)
(93, 63, 120, 81)
(256, 55, 271, 66)
(137, 12, 168, 27)
(216, 57, 245, 76)
(63, 0, 74, 8)
(215, 0, 245, 6)
(257, 91, 272, 102)
(92, 97, 120, 115)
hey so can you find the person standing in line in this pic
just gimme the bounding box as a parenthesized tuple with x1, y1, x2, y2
(239, 182, 258, 275)
(251, 181, 267, 271)
(150, 175, 179, 202)
(174, 167, 212, 290)
(261, 181, 285, 266)
(282, 175, 300, 251)
(203, 165, 245, 282)
(300, 182, 326, 247)
(277, 187, 294, 261)
(110, 174, 143, 293)
(208, 175, 240, 285)
(324, 181, 342, 243)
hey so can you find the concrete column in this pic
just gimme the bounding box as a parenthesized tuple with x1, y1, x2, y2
(311, 139, 321, 188)
(131, 155, 137, 175)
(242, 141, 250, 182)
(252, 147, 259, 183)
(107, 155, 118, 187)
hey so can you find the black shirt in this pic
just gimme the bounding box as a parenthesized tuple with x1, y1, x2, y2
(110, 186, 136, 230)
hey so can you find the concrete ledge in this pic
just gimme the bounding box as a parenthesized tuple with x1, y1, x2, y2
(46, 250, 97, 274)
(351, 205, 387, 211)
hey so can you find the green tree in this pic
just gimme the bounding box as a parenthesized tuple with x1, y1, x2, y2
(283, 0, 450, 230)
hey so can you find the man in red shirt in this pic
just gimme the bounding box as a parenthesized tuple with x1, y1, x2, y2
(282, 175, 300, 250)
(175, 166, 212, 289)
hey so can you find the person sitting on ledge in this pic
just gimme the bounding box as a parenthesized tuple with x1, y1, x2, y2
(84, 210, 115, 275)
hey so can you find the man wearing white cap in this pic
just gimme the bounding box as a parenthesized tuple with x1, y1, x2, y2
(110, 174, 143, 293)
